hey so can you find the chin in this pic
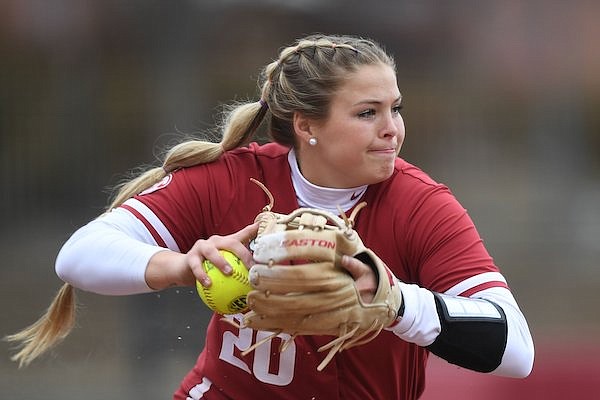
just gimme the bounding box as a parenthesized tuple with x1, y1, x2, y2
(375, 165, 396, 182)
(353, 161, 396, 185)
(365, 170, 394, 185)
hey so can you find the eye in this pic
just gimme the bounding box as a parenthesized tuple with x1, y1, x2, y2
(392, 104, 403, 115)
(358, 109, 376, 119)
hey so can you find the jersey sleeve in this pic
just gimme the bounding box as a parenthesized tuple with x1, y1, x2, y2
(120, 148, 270, 253)
(404, 184, 507, 295)
(121, 161, 239, 253)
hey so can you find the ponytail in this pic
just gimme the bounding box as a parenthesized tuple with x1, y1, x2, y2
(4, 283, 75, 368)
(6, 99, 269, 367)
(108, 100, 266, 210)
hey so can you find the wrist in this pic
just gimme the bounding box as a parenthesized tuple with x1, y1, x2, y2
(397, 295, 405, 318)
(145, 250, 188, 290)
(386, 276, 405, 328)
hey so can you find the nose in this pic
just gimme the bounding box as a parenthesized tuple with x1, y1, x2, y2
(380, 111, 403, 139)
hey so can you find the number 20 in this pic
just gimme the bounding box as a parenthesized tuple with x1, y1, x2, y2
(219, 314, 296, 386)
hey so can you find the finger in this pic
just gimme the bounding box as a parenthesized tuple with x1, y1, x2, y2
(341, 255, 377, 303)
(189, 253, 211, 287)
(191, 223, 259, 280)
(234, 222, 260, 246)
(202, 246, 233, 275)
(223, 223, 260, 268)
(340, 255, 369, 281)
(223, 242, 255, 270)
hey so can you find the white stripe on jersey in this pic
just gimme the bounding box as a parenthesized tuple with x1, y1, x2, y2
(187, 377, 213, 399)
(123, 198, 181, 252)
(443, 271, 507, 297)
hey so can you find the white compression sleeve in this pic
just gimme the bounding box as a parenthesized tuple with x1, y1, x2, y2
(385, 282, 441, 346)
(55, 208, 167, 295)
(472, 287, 535, 377)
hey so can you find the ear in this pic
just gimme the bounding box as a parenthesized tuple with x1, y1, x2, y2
(292, 111, 316, 144)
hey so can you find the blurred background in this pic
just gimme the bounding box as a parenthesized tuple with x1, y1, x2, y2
(1, 0, 599, 398)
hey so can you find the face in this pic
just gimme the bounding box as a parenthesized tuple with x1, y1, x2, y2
(296, 63, 405, 188)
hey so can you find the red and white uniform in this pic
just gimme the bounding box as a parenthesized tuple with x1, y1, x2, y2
(56, 142, 533, 400)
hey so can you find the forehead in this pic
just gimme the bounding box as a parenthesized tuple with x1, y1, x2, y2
(334, 64, 400, 104)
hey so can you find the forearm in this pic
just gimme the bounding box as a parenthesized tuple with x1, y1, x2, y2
(386, 281, 534, 378)
(145, 249, 192, 290)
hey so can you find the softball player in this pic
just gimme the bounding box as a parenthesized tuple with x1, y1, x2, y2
(8, 34, 534, 399)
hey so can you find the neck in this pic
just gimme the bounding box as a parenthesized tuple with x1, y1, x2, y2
(288, 149, 368, 215)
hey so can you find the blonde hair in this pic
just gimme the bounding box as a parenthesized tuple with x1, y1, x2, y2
(5, 34, 395, 367)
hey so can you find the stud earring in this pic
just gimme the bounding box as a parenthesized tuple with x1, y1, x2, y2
(308, 137, 318, 146)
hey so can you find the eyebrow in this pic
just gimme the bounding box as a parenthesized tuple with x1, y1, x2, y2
(352, 95, 402, 106)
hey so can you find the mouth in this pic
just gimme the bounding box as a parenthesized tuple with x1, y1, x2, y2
(368, 146, 397, 155)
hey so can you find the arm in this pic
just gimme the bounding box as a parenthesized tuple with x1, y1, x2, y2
(55, 208, 165, 295)
(56, 207, 257, 295)
(397, 182, 533, 377)
(342, 180, 534, 377)
(342, 254, 533, 378)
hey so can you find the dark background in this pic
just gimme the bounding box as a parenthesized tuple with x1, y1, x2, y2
(1, 1, 599, 398)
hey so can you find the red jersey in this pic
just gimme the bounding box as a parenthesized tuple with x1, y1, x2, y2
(126, 142, 503, 400)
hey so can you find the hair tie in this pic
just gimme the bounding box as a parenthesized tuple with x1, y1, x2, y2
(259, 99, 269, 110)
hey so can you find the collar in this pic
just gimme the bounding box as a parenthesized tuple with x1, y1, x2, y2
(287, 149, 368, 215)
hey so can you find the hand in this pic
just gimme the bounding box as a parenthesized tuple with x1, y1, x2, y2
(340, 255, 377, 304)
(188, 223, 258, 287)
(145, 222, 258, 290)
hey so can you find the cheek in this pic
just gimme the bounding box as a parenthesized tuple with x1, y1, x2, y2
(397, 132, 406, 153)
(397, 120, 406, 153)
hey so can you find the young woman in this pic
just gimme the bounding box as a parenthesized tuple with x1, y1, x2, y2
(8, 34, 534, 399)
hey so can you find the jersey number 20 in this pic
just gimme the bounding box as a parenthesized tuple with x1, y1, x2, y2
(219, 314, 296, 386)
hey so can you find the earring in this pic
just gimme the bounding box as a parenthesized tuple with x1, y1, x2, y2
(308, 137, 318, 146)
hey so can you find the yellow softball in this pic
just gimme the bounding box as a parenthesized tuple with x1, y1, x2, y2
(196, 250, 251, 315)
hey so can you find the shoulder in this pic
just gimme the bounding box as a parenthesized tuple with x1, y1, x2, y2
(394, 159, 466, 218)
(370, 158, 450, 205)
(362, 158, 464, 234)
(393, 158, 443, 189)
(361, 158, 458, 233)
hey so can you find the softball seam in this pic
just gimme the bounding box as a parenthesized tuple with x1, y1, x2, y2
(231, 268, 250, 286)
(202, 288, 216, 310)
